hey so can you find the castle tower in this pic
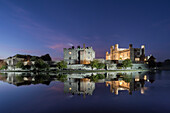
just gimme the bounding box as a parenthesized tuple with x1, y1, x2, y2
(115, 44, 118, 51)
(140, 45, 145, 61)
(141, 45, 145, 55)
(110, 46, 114, 54)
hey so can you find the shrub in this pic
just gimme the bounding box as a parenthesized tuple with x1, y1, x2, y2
(90, 60, 105, 70)
(34, 59, 49, 70)
(56, 60, 67, 70)
(16, 61, 24, 69)
(122, 59, 132, 68)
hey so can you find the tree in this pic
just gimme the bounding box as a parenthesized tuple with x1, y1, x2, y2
(123, 74, 132, 83)
(40, 54, 52, 61)
(34, 59, 49, 70)
(56, 74, 67, 82)
(97, 63, 105, 69)
(30, 56, 38, 61)
(164, 59, 170, 64)
(157, 62, 162, 67)
(56, 60, 67, 70)
(16, 61, 24, 69)
(90, 60, 105, 70)
(33, 74, 50, 84)
(0, 63, 8, 70)
(122, 59, 132, 69)
(147, 56, 156, 68)
(90, 60, 99, 70)
(90, 74, 105, 82)
(23, 65, 31, 70)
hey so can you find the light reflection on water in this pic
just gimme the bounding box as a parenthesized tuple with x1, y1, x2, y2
(0, 71, 170, 113)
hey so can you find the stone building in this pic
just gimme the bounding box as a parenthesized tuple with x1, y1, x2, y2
(64, 44, 95, 64)
(106, 44, 145, 62)
(4, 56, 25, 70)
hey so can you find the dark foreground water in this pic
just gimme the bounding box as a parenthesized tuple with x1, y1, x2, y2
(0, 71, 170, 113)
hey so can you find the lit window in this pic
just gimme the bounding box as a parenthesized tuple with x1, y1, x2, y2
(135, 58, 140, 61)
(135, 78, 139, 81)
(141, 45, 145, 49)
(69, 52, 72, 55)
(108, 56, 110, 59)
(144, 75, 147, 80)
(119, 81, 122, 85)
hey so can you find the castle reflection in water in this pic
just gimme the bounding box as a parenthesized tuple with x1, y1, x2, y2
(0, 71, 156, 96)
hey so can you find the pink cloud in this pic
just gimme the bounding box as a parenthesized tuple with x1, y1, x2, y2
(48, 43, 71, 52)
(3, 1, 80, 47)
(0, 44, 43, 57)
(15, 48, 42, 55)
(2, 1, 89, 60)
(52, 57, 63, 61)
(48, 44, 67, 49)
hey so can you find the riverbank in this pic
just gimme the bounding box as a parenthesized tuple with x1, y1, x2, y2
(0, 69, 151, 73)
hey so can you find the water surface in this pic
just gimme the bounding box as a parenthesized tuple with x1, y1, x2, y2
(0, 71, 170, 113)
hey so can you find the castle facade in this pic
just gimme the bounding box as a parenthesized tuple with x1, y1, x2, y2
(64, 44, 95, 64)
(106, 44, 145, 62)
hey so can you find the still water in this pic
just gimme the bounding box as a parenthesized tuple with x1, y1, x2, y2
(0, 71, 170, 113)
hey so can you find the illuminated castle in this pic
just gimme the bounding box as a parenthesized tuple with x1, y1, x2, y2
(106, 44, 145, 62)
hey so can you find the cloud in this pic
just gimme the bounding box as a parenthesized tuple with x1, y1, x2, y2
(1, 1, 106, 59)
(68, 43, 73, 46)
(4, 2, 79, 48)
(48, 43, 75, 52)
(14, 48, 42, 55)
(48, 43, 67, 50)
(0, 43, 42, 57)
(2, 0, 29, 15)
(51, 57, 63, 61)
(1, 1, 82, 59)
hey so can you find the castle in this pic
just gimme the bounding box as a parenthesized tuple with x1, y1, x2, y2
(106, 44, 145, 62)
(63, 44, 95, 64)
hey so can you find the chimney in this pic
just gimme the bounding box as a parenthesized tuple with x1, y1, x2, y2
(115, 44, 118, 50)
(129, 44, 133, 48)
(77, 45, 80, 48)
(83, 44, 85, 49)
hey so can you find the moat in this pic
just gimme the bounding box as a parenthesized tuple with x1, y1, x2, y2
(0, 71, 170, 113)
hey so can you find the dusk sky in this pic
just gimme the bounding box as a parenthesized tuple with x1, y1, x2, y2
(0, 0, 170, 61)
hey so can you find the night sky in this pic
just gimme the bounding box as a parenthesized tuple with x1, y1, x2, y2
(0, 0, 170, 61)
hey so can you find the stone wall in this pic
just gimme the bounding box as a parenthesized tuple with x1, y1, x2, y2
(66, 63, 148, 70)
(67, 64, 92, 70)
(131, 63, 148, 70)
(106, 64, 117, 70)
